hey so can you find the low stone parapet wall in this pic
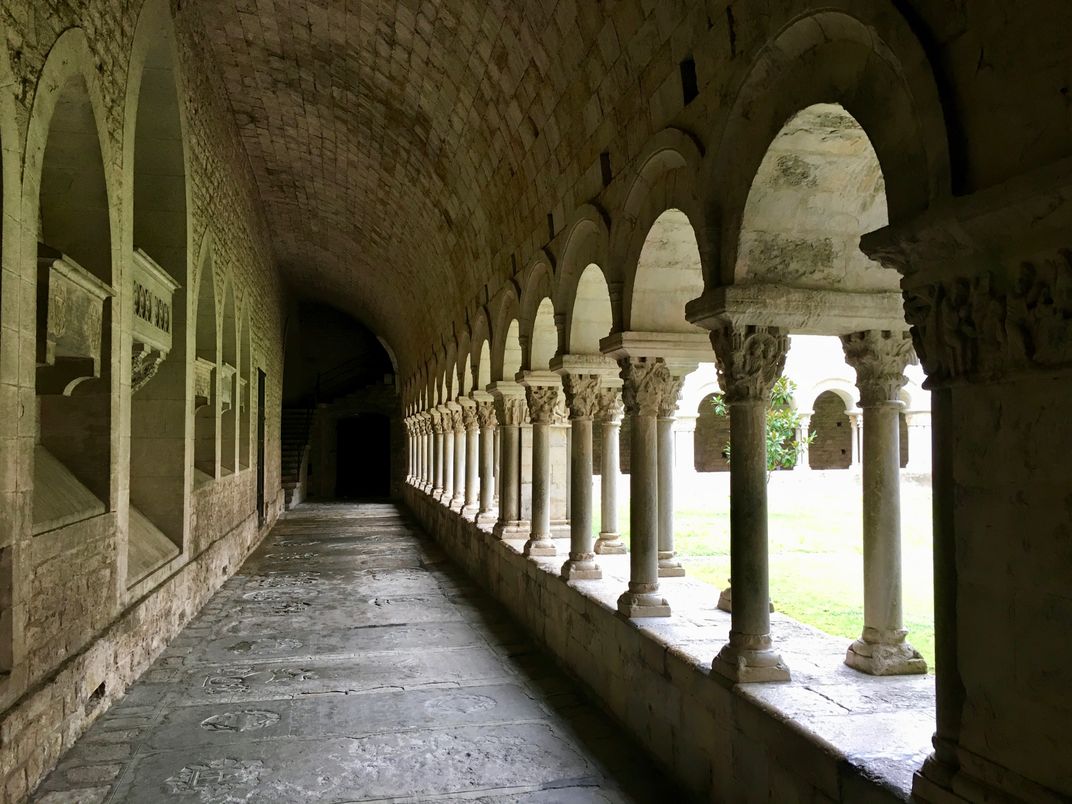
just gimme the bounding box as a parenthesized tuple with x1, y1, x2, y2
(404, 485, 926, 804)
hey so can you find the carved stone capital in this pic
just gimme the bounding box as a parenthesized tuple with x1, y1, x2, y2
(841, 330, 916, 406)
(131, 343, 166, 395)
(657, 373, 685, 419)
(476, 400, 497, 430)
(596, 388, 623, 423)
(709, 325, 788, 404)
(461, 404, 479, 432)
(525, 386, 560, 425)
(446, 405, 464, 432)
(619, 358, 674, 418)
(494, 395, 528, 427)
(561, 374, 601, 420)
(429, 409, 445, 434)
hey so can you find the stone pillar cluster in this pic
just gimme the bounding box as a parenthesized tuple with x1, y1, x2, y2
(403, 325, 928, 691)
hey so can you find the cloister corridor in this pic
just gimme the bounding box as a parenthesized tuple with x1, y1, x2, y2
(31, 503, 678, 803)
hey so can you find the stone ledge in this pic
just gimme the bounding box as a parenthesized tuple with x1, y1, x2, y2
(404, 484, 934, 803)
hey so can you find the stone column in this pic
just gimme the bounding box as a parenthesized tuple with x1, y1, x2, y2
(904, 410, 932, 474)
(441, 405, 458, 504)
(493, 427, 500, 502)
(595, 387, 625, 554)
(674, 414, 697, 475)
(422, 415, 432, 491)
(657, 373, 687, 577)
(796, 413, 812, 471)
(492, 389, 527, 538)
(523, 384, 559, 557)
(432, 409, 445, 497)
(841, 330, 926, 675)
(710, 324, 791, 683)
(451, 404, 466, 511)
(462, 403, 479, 516)
(560, 373, 602, 580)
(849, 411, 862, 470)
(616, 358, 672, 618)
(476, 400, 497, 525)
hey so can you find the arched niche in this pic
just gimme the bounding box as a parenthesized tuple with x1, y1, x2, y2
(125, 0, 190, 577)
(32, 34, 116, 538)
(220, 279, 238, 474)
(240, 305, 252, 470)
(568, 264, 613, 354)
(736, 104, 894, 293)
(629, 209, 705, 333)
(193, 252, 218, 483)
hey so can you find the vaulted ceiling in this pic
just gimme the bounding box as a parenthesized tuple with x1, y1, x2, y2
(197, 0, 643, 371)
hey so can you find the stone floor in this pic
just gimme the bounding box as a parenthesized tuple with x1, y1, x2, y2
(32, 502, 681, 804)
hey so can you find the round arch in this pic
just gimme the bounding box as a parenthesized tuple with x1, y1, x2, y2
(489, 281, 522, 382)
(706, 8, 950, 287)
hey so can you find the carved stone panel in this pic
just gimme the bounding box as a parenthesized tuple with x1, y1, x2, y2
(130, 249, 180, 395)
(36, 245, 115, 396)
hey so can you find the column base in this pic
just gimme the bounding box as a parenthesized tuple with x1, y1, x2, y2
(492, 520, 528, 539)
(716, 583, 774, 613)
(523, 537, 557, 557)
(845, 636, 927, 676)
(476, 509, 498, 527)
(658, 552, 686, 578)
(449, 495, 466, 512)
(712, 636, 790, 683)
(595, 533, 627, 555)
(561, 554, 602, 581)
(617, 589, 670, 618)
(461, 503, 479, 519)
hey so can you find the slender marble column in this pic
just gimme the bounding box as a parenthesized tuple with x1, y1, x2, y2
(451, 405, 466, 510)
(842, 330, 926, 675)
(441, 405, 457, 504)
(523, 384, 559, 557)
(561, 373, 602, 580)
(422, 416, 432, 491)
(710, 325, 791, 682)
(657, 374, 686, 578)
(492, 390, 527, 538)
(462, 403, 480, 516)
(476, 401, 497, 524)
(595, 388, 625, 554)
(493, 427, 500, 503)
(849, 412, 862, 469)
(432, 409, 445, 497)
(796, 413, 813, 471)
(616, 358, 671, 618)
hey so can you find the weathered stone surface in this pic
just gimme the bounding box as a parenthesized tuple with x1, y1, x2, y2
(31, 503, 672, 803)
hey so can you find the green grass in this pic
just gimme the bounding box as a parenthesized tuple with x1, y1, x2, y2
(595, 473, 936, 672)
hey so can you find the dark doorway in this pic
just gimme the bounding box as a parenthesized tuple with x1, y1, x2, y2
(336, 414, 390, 498)
(257, 369, 267, 524)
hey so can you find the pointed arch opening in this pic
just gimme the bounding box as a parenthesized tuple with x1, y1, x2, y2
(194, 255, 218, 483)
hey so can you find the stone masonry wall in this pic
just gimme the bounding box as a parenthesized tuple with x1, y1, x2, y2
(809, 391, 852, 470)
(0, 1, 287, 799)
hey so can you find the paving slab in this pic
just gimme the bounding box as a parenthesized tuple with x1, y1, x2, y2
(32, 502, 677, 804)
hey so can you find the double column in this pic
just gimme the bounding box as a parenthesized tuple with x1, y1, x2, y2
(657, 364, 690, 577)
(520, 374, 561, 557)
(710, 324, 792, 683)
(491, 382, 528, 538)
(431, 408, 446, 498)
(474, 395, 498, 525)
(554, 356, 620, 580)
(841, 330, 926, 675)
(614, 357, 676, 617)
(594, 386, 625, 554)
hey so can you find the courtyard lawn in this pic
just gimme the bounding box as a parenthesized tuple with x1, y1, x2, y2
(596, 471, 936, 672)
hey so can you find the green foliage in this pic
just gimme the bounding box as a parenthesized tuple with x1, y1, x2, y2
(709, 377, 814, 474)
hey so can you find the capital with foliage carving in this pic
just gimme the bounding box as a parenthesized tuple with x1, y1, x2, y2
(561, 374, 602, 420)
(841, 330, 916, 407)
(460, 404, 479, 432)
(656, 374, 685, 419)
(596, 388, 623, 424)
(429, 409, 444, 434)
(476, 401, 497, 430)
(709, 325, 789, 404)
(447, 406, 464, 433)
(494, 395, 528, 427)
(619, 358, 673, 418)
(525, 385, 560, 425)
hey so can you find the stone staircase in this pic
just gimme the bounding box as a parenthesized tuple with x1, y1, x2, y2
(281, 407, 315, 508)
